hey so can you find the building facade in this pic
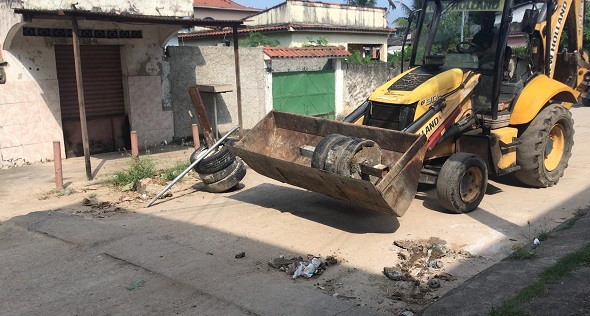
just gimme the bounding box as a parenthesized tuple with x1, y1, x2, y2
(0, 0, 197, 167)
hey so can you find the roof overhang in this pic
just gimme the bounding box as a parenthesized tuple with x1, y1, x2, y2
(14, 8, 244, 28)
(180, 23, 395, 39)
(263, 46, 351, 59)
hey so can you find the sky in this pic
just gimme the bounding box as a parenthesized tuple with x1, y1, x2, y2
(234, 0, 406, 26)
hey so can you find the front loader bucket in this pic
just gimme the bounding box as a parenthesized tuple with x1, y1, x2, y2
(229, 111, 427, 216)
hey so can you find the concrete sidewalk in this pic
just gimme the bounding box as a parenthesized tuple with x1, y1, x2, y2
(419, 207, 590, 315)
(0, 144, 195, 220)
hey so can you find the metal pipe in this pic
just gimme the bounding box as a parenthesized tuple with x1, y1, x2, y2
(53, 141, 63, 190)
(232, 25, 244, 139)
(145, 126, 239, 207)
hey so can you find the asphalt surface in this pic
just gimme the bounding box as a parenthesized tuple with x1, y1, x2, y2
(1, 105, 590, 315)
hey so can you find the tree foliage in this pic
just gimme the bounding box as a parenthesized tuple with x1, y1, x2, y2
(302, 36, 329, 47)
(240, 32, 280, 47)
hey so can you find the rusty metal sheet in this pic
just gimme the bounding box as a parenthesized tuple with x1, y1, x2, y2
(229, 111, 427, 217)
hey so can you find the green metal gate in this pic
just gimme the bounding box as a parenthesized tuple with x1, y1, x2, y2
(272, 71, 335, 119)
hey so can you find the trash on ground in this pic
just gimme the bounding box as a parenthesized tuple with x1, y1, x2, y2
(533, 238, 541, 245)
(125, 279, 146, 291)
(268, 254, 340, 279)
(235, 252, 246, 259)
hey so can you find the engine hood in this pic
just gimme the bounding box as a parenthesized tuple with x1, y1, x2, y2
(369, 67, 464, 106)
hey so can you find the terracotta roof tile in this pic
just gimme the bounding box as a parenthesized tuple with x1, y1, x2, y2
(263, 46, 351, 58)
(179, 23, 395, 39)
(193, 0, 253, 9)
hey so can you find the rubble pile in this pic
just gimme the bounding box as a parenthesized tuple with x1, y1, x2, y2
(383, 238, 466, 287)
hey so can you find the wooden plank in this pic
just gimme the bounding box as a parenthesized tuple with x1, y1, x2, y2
(188, 85, 216, 148)
(71, 18, 92, 180)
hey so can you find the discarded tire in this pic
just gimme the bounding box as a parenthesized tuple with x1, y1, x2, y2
(323, 137, 357, 174)
(335, 138, 381, 180)
(199, 158, 243, 185)
(311, 134, 382, 182)
(203, 159, 247, 193)
(311, 134, 348, 170)
(193, 145, 236, 174)
(189, 146, 208, 172)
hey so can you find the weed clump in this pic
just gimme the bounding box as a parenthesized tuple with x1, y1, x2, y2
(158, 162, 190, 181)
(110, 157, 155, 188)
(509, 247, 537, 260)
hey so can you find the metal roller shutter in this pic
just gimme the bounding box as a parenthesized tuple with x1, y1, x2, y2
(55, 45, 125, 120)
(55, 45, 129, 157)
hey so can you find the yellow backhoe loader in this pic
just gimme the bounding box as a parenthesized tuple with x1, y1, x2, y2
(229, 0, 590, 216)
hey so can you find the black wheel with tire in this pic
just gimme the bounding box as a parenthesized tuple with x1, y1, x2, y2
(193, 145, 236, 174)
(199, 158, 243, 185)
(436, 153, 488, 213)
(515, 103, 574, 187)
(311, 134, 348, 170)
(203, 159, 247, 193)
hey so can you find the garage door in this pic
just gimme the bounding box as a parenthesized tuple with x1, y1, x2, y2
(272, 71, 335, 119)
(55, 45, 130, 157)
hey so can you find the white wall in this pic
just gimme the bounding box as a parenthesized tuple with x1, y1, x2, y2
(20, 0, 193, 17)
(167, 46, 267, 137)
(193, 7, 260, 20)
(246, 0, 387, 28)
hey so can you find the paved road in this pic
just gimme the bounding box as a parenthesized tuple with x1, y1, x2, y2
(1, 105, 589, 315)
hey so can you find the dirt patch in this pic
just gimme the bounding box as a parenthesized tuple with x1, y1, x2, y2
(73, 198, 127, 218)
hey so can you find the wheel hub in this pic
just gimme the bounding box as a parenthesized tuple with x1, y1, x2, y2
(544, 123, 565, 172)
(460, 166, 483, 203)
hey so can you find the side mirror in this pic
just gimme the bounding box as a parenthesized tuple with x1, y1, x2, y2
(521, 8, 539, 33)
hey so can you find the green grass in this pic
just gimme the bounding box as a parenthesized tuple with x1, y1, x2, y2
(158, 161, 190, 181)
(110, 157, 155, 188)
(109, 157, 191, 190)
(509, 247, 537, 260)
(490, 242, 590, 316)
(558, 207, 588, 231)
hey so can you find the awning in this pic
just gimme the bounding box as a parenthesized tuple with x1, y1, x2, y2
(14, 8, 243, 28)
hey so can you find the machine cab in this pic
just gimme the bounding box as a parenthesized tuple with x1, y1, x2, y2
(409, 0, 550, 119)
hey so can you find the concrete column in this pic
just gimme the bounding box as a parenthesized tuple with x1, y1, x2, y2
(334, 58, 344, 118)
(264, 59, 273, 114)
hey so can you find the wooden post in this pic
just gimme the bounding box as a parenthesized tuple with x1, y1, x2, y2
(131, 131, 139, 158)
(188, 86, 216, 148)
(232, 25, 244, 139)
(71, 18, 92, 180)
(192, 124, 200, 148)
(53, 141, 63, 190)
